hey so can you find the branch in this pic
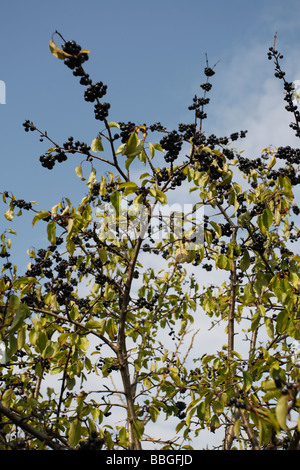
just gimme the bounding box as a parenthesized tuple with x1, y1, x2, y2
(0, 402, 66, 450)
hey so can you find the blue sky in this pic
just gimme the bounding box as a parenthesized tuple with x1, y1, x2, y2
(0, 0, 300, 263)
(1, 0, 300, 269)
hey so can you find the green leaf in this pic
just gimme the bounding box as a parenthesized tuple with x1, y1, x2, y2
(32, 211, 51, 227)
(47, 220, 56, 245)
(85, 319, 106, 334)
(148, 142, 155, 159)
(257, 208, 273, 235)
(216, 254, 231, 270)
(9, 303, 30, 334)
(118, 181, 138, 196)
(233, 417, 241, 437)
(13, 277, 38, 289)
(69, 418, 82, 447)
(149, 188, 167, 205)
(8, 294, 20, 314)
(124, 134, 144, 158)
(125, 155, 137, 170)
(210, 221, 222, 238)
(262, 207, 273, 229)
(2, 388, 14, 408)
(132, 419, 144, 441)
(125, 132, 139, 155)
(240, 249, 250, 271)
(265, 317, 274, 339)
(17, 325, 26, 350)
(243, 371, 252, 392)
(110, 191, 121, 215)
(36, 331, 47, 353)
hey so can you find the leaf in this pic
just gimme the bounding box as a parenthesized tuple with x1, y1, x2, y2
(85, 319, 106, 334)
(91, 137, 104, 152)
(174, 247, 189, 263)
(210, 221, 222, 238)
(240, 249, 250, 271)
(262, 207, 273, 229)
(49, 39, 72, 60)
(125, 132, 138, 155)
(243, 371, 252, 392)
(132, 419, 144, 441)
(125, 155, 137, 170)
(8, 294, 20, 314)
(257, 208, 273, 235)
(8, 303, 30, 334)
(148, 142, 155, 159)
(2, 388, 14, 408)
(216, 254, 231, 270)
(17, 326, 26, 350)
(47, 220, 56, 245)
(110, 191, 121, 215)
(4, 208, 14, 221)
(32, 211, 51, 227)
(124, 133, 144, 158)
(108, 121, 120, 129)
(275, 395, 288, 430)
(149, 188, 167, 205)
(69, 419, 82, 447)
(75, 165, 84, 180)
(233, 417, 241, 437)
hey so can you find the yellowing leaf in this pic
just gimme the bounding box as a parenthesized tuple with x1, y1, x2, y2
(175, 247, 189, 263)
(91, 137, 104, 152)
(108, 121, 120, 129)
(49, 39, 72, 60)
(275, 395, 288, 430)
(75, 165, 84, 180)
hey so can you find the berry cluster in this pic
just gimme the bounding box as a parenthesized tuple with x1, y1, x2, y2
(188, 95, 209, 120)
(12, 198, 32, 211)
(59, 36, 112, 124)
(94, 102, 111, 121)
(148, 122, 167, 133)
(136, 292, 159, 310)
(84, 82, 107, 102)
(275, 145, 300, 164)
(22, 119, 36, 132)
(78, 431, 104, 450)
(268, 45, 300, 138)
(119, 122, 136, 143)
(175, 400, 187, 420)
(25, 248, 53, 278)
(204, 66, 215, 77)
(62, 40, 89, 78)
(252, 233, 267, 254)
(39, 137, 91, 170)
(157, 167, 169, 184)
(160, 131, 183, 163)
(170, 169, 186, 188)
(39, 150, 67, 169)
(178, 123, 196, 141)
